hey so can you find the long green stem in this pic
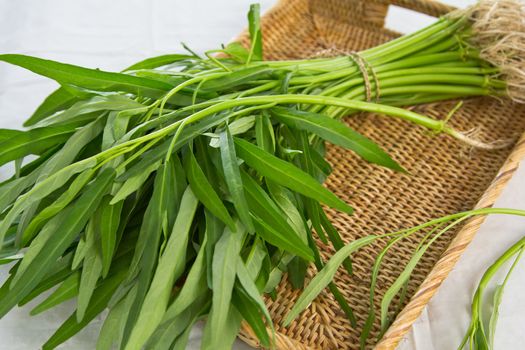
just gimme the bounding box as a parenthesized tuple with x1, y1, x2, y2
(458, 236, 525, 350)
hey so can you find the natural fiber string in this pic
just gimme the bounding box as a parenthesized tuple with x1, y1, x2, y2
(310, 47, 381, 102)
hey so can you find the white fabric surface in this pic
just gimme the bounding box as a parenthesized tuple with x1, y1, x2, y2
(0, 0, 524, 349)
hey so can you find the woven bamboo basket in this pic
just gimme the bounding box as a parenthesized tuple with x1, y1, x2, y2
(233, 0, 525, 349)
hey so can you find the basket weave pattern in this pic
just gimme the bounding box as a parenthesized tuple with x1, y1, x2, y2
(236, 0, 525, 349)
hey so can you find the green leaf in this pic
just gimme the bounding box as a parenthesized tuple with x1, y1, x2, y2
(283, 235, 378, 326)
(488, 284, 504, 348)
(1, 119, 105, 247)
(296, 131, 328, 243)
(272, 107, 404, 172)
(24, 87, 81, 126)
(222, 42, 249, 63)
(147, 293, 210, 350)
(265, 180, 308, 243)
(204, 211, 223, 288)
(0, 251, 23, 265)
(31, 272, 80, 316)
(0, 125, 75, 167)
(96, 293, 130, 350)
(287, 256, 308, 289)
(380, 247, 429, 331)
(253, 215, 313, 262)
(151, 239, 208, 346)
(0, 168, 43, 214)
(25, 52, 188, 127)
(121, 112, 231, 178)
(220, 126, 254, 232)
(229, 115, 256, 135)
(209, 116, 256, 147)
(235, 258, 274, 346)
(112, 160, 160, 203)
(39, 94, 144, 127)
(124, 54, 194, 71)
(125, 186, 198, 350)
(72, 236, 87, 270)
(18, 254, 74, 306)
(0, 157, 96, 249)
(232, 287, 270, 348)
(77, 219, 103, 322)
(0, 54, 173, 98)
(245, 238, 268, 278)
(201, 304, 243, 350)
(247, 3, 263, 62)
(201, 66, 270, 92)
(99, 197, 124, 277)
(169, 311, 205, 350)
(0, 168, 115, 317)
(241, 171, 312, 260)
(126, 162, 171, 278)
(201, 224, 246, 349)
(0, 129, 23, 143)
(487, 245, 525, 348)
(319, 208, 353, 275)
(21, 168, 96, 246)
(310, 145, 332, 176)
(185, 151, 236, 231)
(255, 113, 275, 154)
(234, 137, 353, 214)
(120, 164, 175, 344)
(42, 269, 127, 350)
(14, 118, 105, 242)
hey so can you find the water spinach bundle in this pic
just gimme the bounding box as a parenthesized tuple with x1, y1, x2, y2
(0, 1, 524, 349)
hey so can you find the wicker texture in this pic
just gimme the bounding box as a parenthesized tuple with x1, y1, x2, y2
(235, 0, 525, 349)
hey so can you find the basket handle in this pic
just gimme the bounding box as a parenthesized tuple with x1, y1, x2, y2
(381, 0, 456, 18)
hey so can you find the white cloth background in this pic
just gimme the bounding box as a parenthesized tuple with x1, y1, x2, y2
(0, 0, 524, 349)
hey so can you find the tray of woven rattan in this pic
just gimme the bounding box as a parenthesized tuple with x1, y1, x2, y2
(232, 0, 525, 349)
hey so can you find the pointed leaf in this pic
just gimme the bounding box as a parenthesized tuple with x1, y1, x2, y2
(283, 235, 377, 326)
(21, 168, 96, 246)
(201, 304, 243, 350)
(221, 42, 249, 63)
(39, 94, 143, 127)
(232, 287, 270, 348)
(42, 270, 126, 350)
(153, 239, 208, 340)
(148, 294, 210, 350)
(0, 129, 23, 143)
(24, 87, 80, 126)
(124, 54, 193, 71)
(220, 126, 254, 232)
(125, 186, 198, 350)
(31, 272, 80, 316)
(112, 160, 161, 204)
(0, 169, 115, 317)
(18, 257, 73, 307)
(235, 137, 352, 213)
(272, 107, 404, 171)
(202, 225, 246, 348)
(255, 113, 275, 154)
(77, 220, 103, 322)
(247, 4, 263, 62)
(99, 197, 124, 277)
(0, 125, 75, 167)
(185, 151, 235, 231)
(0, 54, 173, 97)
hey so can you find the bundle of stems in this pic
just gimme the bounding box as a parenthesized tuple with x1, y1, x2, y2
(0, 0, 524, 349)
